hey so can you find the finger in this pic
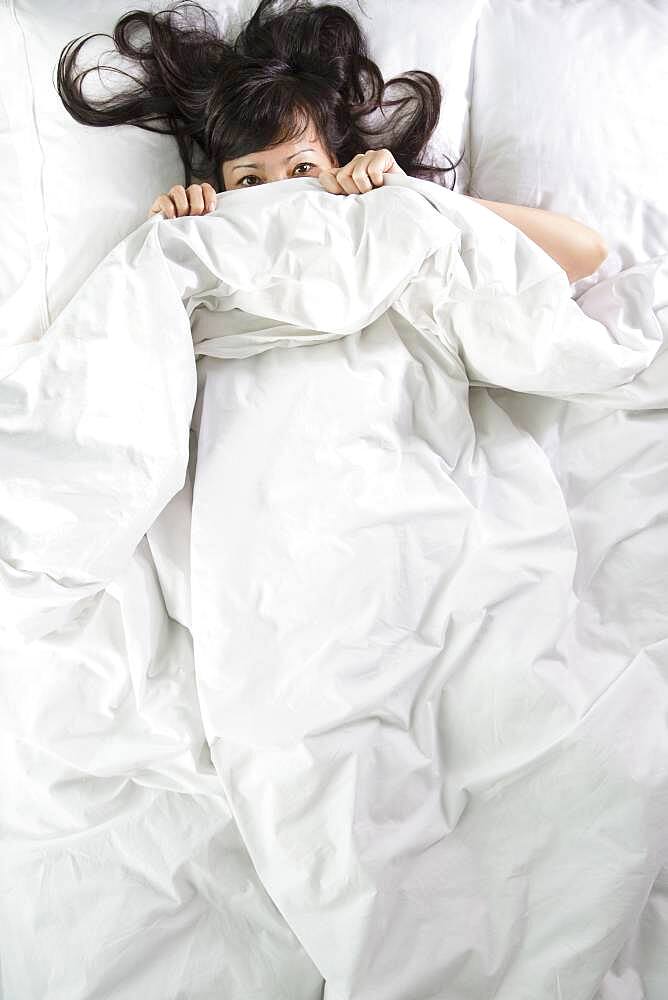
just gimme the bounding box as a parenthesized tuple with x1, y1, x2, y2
(351, 157, 374, 193)
(201, 182, 218, 213)
(335, 153, 366, 195)
(318, 170, 345, 195)
(377, 147, 405, 177)
(150, 194, 175, 220)
(148, 196, 165, 219)
(186, 184, 205, 216)
(367, 163, 385, 187)
(335, 162, 363, 195)
(366, 150, 390, 187)
(169, 184, 189, 217)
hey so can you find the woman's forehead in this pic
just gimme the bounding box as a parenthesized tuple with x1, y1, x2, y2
(225, 129, 325, 166)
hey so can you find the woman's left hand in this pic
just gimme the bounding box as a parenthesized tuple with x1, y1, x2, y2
(318, 148, 405, 195)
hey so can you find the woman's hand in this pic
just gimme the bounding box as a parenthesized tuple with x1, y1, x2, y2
(318, 149, 405, 195)
(147, 182, 218, 220)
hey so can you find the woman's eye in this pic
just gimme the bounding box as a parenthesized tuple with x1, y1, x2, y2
(237, 164, 314, 187)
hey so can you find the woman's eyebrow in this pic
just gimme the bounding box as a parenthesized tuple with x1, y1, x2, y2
(232, 148, 316, 170)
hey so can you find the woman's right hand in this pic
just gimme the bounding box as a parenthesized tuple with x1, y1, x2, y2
(147, 183, 218, 220)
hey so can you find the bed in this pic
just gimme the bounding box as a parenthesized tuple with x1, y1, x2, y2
(1, 2, 667, 998)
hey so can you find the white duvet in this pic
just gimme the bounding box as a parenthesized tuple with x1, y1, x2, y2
(1, 173, 667, 1000)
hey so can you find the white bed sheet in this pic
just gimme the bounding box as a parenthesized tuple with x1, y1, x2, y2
(1, 173, 667, 999)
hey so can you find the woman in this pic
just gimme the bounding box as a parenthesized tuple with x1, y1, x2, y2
(56, 0, 606, 281)
(56, 0, 458, 213)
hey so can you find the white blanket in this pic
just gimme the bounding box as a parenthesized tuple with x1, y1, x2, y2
(1, 174, 667, 1000)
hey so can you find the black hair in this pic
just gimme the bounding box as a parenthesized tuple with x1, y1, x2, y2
(55, 0, 464, 192)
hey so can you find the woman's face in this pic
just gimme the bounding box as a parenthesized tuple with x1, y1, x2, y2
(221, 123, 338, 191)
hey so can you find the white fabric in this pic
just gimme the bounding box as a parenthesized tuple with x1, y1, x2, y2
(0, 0, 476, 344)
(469, 0, 668, 299)
(1, 173, 667, 998)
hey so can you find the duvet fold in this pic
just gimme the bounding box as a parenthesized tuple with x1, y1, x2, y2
(1, 174, 662, 643)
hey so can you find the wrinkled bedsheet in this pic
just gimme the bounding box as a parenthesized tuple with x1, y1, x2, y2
(1, 173, 667, 1000)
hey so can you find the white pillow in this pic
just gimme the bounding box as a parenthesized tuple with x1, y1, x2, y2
(347, 0, 482, 195)
(0, 0, 480, 342)
(0, 2, 51, 339)
(468, 0, 668, 299)
(0, 1, 183, 342)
